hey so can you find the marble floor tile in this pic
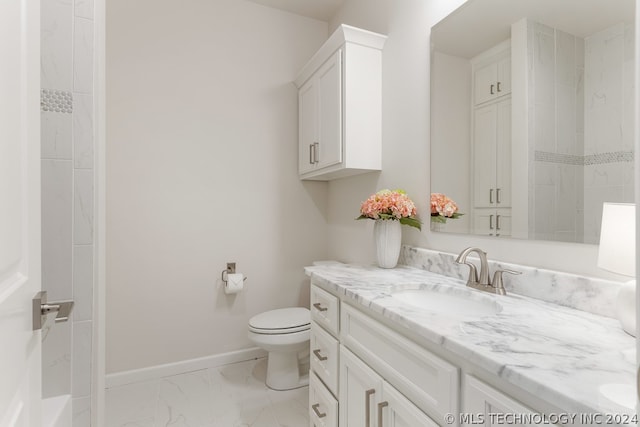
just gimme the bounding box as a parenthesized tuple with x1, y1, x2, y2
(105, 358, 309, 427)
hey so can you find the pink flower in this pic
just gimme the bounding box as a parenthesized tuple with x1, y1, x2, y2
(430, 193, 459, 218)
(359, 189, 418, 221)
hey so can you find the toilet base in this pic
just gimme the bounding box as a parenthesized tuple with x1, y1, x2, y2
(265, 350, 310, 391)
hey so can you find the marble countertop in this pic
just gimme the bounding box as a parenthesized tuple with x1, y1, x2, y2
(305, 262, 636, 416)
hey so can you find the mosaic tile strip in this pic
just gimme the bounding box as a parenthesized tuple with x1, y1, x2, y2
(584, 151, 634, 165)
(41, 89, 73, 113)
(534, 151, 583, 165)
(534, 150, 634, 165)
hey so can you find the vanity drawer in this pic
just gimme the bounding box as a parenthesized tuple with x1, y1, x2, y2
(310, 321, 340, 396)
(341, 303, 459, 423)
(310, 285, 340, 336)
(309, 371, 338, 427)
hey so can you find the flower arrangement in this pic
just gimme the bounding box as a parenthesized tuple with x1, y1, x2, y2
(357, 189, 421, 230)
(430, 193, 463, 223)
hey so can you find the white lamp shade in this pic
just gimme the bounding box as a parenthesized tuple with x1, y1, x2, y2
(597, 203, 636, 277)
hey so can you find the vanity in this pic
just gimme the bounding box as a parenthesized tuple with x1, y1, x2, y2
(306, 247, 635, 426)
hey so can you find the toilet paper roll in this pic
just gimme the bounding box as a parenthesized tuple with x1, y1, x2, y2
(225, 273, 244, 294)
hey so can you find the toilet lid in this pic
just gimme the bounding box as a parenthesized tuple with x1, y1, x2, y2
(249, 307, 310, 333)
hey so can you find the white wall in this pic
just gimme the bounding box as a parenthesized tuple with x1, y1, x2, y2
(106, 0, 329, 373)
(326, 0, 628, 281)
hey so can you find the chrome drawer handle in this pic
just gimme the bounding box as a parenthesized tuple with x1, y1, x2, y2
(313, 302, 328, 312)
(378, 401, 389, 427)
(313, 349, 328, 361)
(312, 403, 326, 418)
(365, 389, 375, 427)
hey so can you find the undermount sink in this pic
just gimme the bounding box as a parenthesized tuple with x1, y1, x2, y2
(390, 285, 503, 318)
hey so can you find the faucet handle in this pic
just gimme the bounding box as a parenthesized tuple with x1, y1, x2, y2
(492, 269, 521, 295)
(457, 261, 479, 286)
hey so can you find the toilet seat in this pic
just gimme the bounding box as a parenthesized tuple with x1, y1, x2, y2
(249, 307, 310, 335)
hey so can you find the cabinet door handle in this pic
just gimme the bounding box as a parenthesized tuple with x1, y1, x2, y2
(489, 188, 494, 204)
(313, 349, 328, 361)
(312, 302, 327, 312)
(489, 214, 494, 230)
(378, 401, 389, 427)
(313, 142, 320, 164)
(496, 188, 501, 204)
(309, 144, 314, 164)
(365, 389, 375, 427)
(490, 83, 495, 95)
(497, 81, 502, 92)
(311, 403, 326, 418)
(496, 215, 501, 231)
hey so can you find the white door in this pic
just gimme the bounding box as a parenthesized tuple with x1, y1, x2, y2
(0, 0, 42, 425)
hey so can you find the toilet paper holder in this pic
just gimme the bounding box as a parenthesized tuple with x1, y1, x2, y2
(221, 262, 248, 283)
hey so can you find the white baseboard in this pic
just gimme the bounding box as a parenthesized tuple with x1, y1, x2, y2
(105, 347, 267, 389)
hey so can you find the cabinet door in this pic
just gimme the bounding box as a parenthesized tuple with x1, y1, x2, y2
(339, 346, 383, 427)
(495, 99, 511, 208)
(464, 375, 556, 426)
(473, 104, 498, 208)
(379, 384, 439, 427)
(496, 56, 511, 97)
(495, 209, 511, 237)
(299, 79, 317, 175)
(472, 209, 496, 236)
(316, 50, 343, 170)
(474, 62, 498, 105)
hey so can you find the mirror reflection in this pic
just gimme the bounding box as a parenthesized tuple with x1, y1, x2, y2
(430, 0, 635, 244)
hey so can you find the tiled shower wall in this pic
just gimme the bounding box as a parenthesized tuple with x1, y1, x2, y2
(582, 23, 635, 244)
(41, 0, 95, 426)
(529, 21, 585, 243)
(529, 20, 635, 244)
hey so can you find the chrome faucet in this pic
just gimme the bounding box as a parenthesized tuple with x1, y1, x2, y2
(455, 247, 521, 295)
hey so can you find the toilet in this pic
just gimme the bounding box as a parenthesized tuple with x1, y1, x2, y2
(248, 307, 310, 390)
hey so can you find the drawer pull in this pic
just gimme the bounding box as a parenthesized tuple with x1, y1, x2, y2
(313, 349, 328, 361)
(311, 403, 326, 418)
(313, 302, 328, 312)
(365, 389, 375, 427)
(378, 401, 389, 427)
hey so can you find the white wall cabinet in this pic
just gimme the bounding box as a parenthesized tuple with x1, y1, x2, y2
(472, 99, 511, 209)
(295, 25, 386, 181)
(474, 55, 511, 105)
(473, 208, 511, 237)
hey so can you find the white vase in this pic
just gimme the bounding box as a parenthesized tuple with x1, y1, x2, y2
(374, 219, 402, 268)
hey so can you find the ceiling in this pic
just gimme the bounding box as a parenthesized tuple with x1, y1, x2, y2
(245, 0, 346, 22)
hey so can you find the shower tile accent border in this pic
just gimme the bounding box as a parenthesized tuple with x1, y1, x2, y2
(41, 89, 73, 113)
(399, 245, 622, 319)
(534, 150, 634, 165)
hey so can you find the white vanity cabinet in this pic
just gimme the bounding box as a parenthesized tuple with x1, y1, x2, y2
(308, 282, 460, 427)
(294, 25, 386, 181)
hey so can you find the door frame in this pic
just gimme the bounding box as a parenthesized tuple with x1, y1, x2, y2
(93, 0, 106, 425)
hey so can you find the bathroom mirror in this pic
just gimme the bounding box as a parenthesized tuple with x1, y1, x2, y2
(430, 0, 635, 244)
